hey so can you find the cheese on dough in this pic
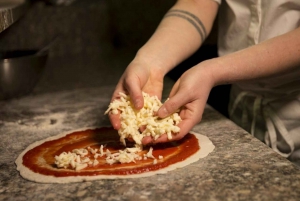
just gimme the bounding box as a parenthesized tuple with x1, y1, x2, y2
(54, 144, 156, 170)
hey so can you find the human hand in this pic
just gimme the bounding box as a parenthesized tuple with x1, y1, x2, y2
(109, 58, 165, 130)
(142, 60, 215, 145)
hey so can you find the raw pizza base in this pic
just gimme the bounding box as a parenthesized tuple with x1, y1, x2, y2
(15, 127, 215, 183)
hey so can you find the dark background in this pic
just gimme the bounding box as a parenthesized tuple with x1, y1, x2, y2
(0, 0, 230, 117)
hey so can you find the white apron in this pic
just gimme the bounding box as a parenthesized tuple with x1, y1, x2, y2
(213, 0, 300, 164)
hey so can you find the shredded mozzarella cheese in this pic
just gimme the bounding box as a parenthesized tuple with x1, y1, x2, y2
(55, 92, 181, 171)
(54, 144, 157, 170)
(105, 92, 182, 145)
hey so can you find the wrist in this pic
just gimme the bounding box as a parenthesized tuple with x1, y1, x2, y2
(134, 49, 171, 77)
(201, 57, 234, 86)
(193, 59, 221, 87)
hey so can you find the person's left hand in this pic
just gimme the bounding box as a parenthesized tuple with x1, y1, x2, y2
(142, 60, 215, 145)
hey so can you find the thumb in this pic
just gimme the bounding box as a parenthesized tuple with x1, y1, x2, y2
(157, 90, 189, 118)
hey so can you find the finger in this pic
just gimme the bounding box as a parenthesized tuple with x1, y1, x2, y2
(141, 134, 170, 145)
(139, 125, 146, 132)
(109, 112, 121, 130)
(141, 136, 153, 145)
(142, 81, 181, 144)
(157, 88, 192, 118)
(141, 116, 198, 145)
(124, 77, 144, 110)
(141, 120, 190, 144)
(142, 132, 183, 145)
(162, 119, 195, 142)
(108, 84, 124, 130)
(149, 134, 169, 144)
(144, 99, 205, 144)
(173, 116, 200, 141)
(169, 79, 180, 98)
(110, 80, 127, 101)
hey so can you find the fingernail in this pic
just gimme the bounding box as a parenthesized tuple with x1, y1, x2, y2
(159, 107, 168, 118)
(135, 99, 142, 109)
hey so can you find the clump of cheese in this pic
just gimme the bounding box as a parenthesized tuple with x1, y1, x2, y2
(105, 92, 182, 145)
(55, 149, 93, 171)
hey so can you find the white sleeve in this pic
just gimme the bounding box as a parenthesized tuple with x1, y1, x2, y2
(211, 0, 221, 4)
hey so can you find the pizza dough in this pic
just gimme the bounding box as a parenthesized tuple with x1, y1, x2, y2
(15, 127, 215, 183)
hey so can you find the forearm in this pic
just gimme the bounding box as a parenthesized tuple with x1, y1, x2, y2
(209, 27, 300, 85)
(134, 0, 219, 75)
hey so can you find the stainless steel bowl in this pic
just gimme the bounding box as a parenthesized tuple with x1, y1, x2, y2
(0, 49, 48, 100)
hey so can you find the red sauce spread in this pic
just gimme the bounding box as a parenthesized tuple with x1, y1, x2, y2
(22, 127, 200, 177)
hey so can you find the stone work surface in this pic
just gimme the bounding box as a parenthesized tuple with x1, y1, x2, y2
(1, 1, 300, 200)
(1, 84, 300, 201)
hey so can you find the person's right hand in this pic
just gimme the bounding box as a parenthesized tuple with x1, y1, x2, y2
(109, 57, 166, 130)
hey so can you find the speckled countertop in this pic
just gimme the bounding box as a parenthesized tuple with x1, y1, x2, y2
(0, 0, 28, 33)
(1, 53, 300, 201)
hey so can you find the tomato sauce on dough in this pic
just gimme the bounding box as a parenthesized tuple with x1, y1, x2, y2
(22, 127, 200, 177)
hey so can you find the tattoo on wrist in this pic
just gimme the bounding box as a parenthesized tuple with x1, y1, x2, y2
(164, 9, 207, 42)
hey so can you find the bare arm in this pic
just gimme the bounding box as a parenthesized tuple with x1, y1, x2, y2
(212, 27, 300, 85)
(136, 0, 219, 76)
(155, 27, 300, 143)
(109, 0, 219, 129)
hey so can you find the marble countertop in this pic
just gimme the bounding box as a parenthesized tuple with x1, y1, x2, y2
(0, 0, 28, 33)
(1, 53, 300, 201)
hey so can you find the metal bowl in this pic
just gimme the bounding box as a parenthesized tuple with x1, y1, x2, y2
(0, 49, 48, 100)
